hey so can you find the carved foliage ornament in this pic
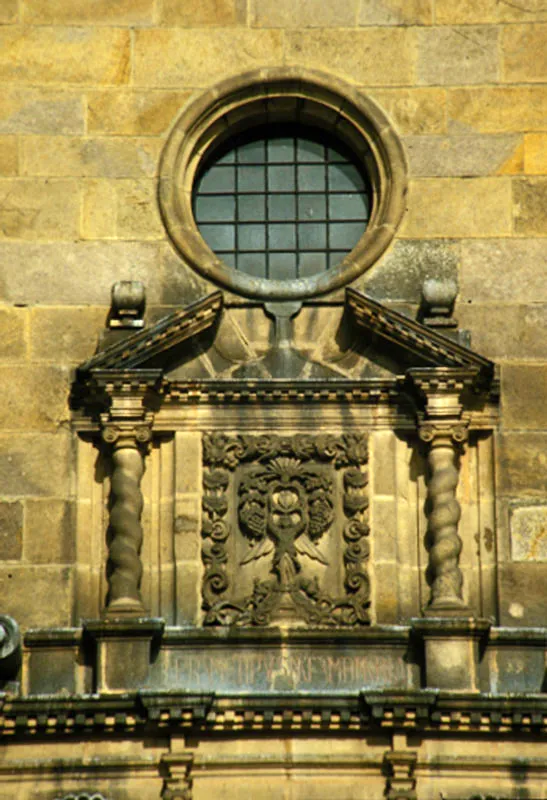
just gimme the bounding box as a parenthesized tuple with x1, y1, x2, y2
(201, 434, 370, 627)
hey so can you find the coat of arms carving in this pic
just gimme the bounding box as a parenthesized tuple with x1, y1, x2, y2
(201, 434, 370, 627)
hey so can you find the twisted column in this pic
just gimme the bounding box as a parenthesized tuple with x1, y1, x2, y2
(102, 423, 151, 616)
(420, 422, 468, 612)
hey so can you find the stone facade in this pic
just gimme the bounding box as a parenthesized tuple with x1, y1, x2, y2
(0, 2, 546, 799)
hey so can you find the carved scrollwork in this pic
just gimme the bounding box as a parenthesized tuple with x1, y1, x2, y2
(201, 434, 370, 627)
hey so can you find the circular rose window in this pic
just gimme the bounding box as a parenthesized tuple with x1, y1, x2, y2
(159, 69, 407, 300)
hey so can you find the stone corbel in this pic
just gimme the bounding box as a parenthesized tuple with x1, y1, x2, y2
(160, 753, 194, 800)
(407, 368, 476, 616)
(94, 369, 161, 618)
(383, 743, 417, 800)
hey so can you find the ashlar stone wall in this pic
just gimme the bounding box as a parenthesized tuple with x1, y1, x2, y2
(0, 0, 546, 629)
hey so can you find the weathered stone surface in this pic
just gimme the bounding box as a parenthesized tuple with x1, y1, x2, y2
(251, 0, 357, 27)
(0, 242, 163, 304)
(23, 0, 155, 25)
(160, 243, 217, 306)
(502, 364, 547, 430)
(0, 501, 22, 560)
(460, 239, 547, 302)
(134, 29, 283, 87)
(286, 29, 415, 86)
(0, 27, 130, 85)
(400, 178, 512, 238)
(30, 307, 107, 363)
(0, 433, 72, 497)
(358, 0, 433, 25)
(24, 499, 75, 564)
(499, 563, 547, 626)
(0, 136, 17, 176)
(368, 88, 446, 134)
(0, 566, 72, 627)
(0, 89, 84, 134)
(162, 0, 246, 25)
(525, 133, 547, 174)
(0, 178, 79, 240)
(0, 307, 26, 361)
(87, 90, 191, 136)
(498, 433, 547, 497)
(21, 136, 161, 178)
(403, 134, 521, 177)
(502, 24, 547, 83)
(510, 505, 547, 561)
(513, 178, 547, 235)
(417, 26, 498, 85)
(0, 0, 17, 23)
(447, 87, 547, 133)
(82, 179, 164, 240)
(0, 366, 69, 432)
(436, 0, 547, 23)
(457, 303, 547, 361)
(359, 239, 459, 301)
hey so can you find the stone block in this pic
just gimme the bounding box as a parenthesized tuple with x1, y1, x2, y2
(85, 619, 163, 692)
(436, 0, 547, 23)
(0, 502, 22, 560)
(491, 645, 546, 693)
(417, 26, 498, 86)
(510, 505, 547, 562)
(160, 243, 217, 306)
(134, 29, 283, 87)
(447, 87, 547, 133)
(251, 0, 357, 27)
(403, 134, 521, 177)
(502, 24, 547, 83)
(361, 239, 460, 302)
(21, 136, 161, 178)
(81, 178, 163, 240)
(513, 178, 547, 235)
(163, 0, 246, 25)
(174, 496, 201, 561)
(0, 0, 17, 23)
(400, 178, 512, 238)
(460, 239, 547, 303)
(0, 136, 17, 176)
(0, 242, 163, 305)
(0, 366, 69, 432)
(456, 303, 547, 361)
(368, 88, 446, 135)
(23, 0, 155, 25)
(358, 0, 433, 26)
(502, 364, 547, 430)
(0, 89, 84, 135)
(0, 565, 72, 627)
(286, 28, 415, 86)
(30, 306, 107, 363)
(374, 562, 400, 623)
(0, 433, 72, 497)
(0, 307, 26, 362)
(499, 563, 547, 626)
(498, 433, 547, 497)
(87, 90, 191, 136)
(27, 648, 78, 695)
(0, 178, 79, 240)
(24, 499, 75, 564)
(0, 27, 130, 85)
(412, 618, 489, 691)
(81, 179, 116, 239)
(175, 432, 202, 494)
(525, 133, 547, 174)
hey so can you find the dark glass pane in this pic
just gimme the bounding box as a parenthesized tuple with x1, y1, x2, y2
(239, 166, 265, 192)
(328, 193, 369, 221)
(269, 223, 296, 251)
(330, 222, 363, 249)
(239, 224, 266, 251)
(219, 251, 236, 268)
(298, 165, 325, 192)
(268, 138, 294, 162)
(238, 252, 266, 277)
(298, 223, 326, 250)
(195, 195, 235, 223)
(269, 253, 298, 280)
(299, 252, 328, 276)
(328, 162, 365, 191)
(269, 194, 296, 221)
(200, 224, 235, 251)
(297, 194, 326, 221)
(239, 195, 266, 221)
(238, 140, 265, 163)
(268, 165, 295, 192)
(197, 165, 235, 194)
(297, 139, 324, 162)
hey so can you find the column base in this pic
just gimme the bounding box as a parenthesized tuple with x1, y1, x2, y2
(411, 617, 490, 692)
(84, 618, 164, 693)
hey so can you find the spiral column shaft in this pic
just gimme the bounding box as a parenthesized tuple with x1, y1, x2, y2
(106, 438, 146, 615)
(424, 433, 465, 610)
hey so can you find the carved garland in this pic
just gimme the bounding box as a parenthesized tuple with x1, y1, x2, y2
(201, 434, 370, 627)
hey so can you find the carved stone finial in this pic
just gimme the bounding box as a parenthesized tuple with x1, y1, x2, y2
(109, 280, 146, 329)
(419, 277, 458, 329)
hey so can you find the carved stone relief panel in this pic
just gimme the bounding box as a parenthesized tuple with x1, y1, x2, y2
(201, 433, 370, 627)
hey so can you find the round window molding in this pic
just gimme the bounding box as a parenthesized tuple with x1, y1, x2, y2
(159, 68, 408, 301)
